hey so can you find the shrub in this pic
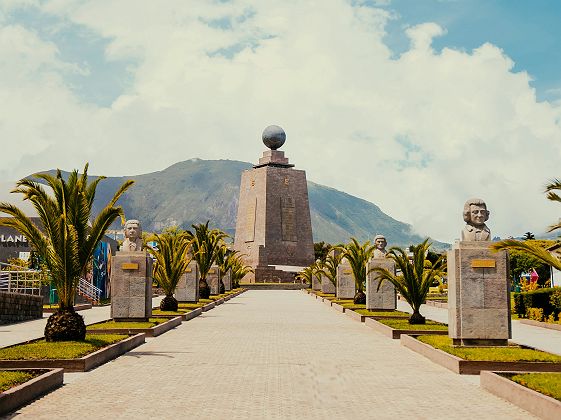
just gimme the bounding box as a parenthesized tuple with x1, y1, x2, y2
(513, 288, 559, 318)
(526, 307, 544, 321)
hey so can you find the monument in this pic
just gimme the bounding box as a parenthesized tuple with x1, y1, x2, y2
(448, 199, 511, 346)
(336, 261, 355, 299)
(366, 235, 396, 310)
(207, 266, 221, 295)
(111, 219, 153, 320)
(175, 259, 199, 302)
(233, 126, 314, 282)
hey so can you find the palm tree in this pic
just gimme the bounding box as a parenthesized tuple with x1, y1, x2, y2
(493, 178, 561, 270)
(297, 266, 314, 286)
(523, 232, 535, 240)
(230, 255, 253, 288)
(316, 250, 343, 289)
(0, 164, 133, 341)
(186, 221, 228, 299)
(216, 246, 240, 293)
(337, 238, 376, 304)
(371, 239, 446, 324)
(147, 227, 192, 311)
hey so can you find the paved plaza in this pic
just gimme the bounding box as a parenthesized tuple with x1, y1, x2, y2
(6, 291, 544, 419)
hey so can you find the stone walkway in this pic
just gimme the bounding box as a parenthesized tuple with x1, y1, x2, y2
(9, 291, 535, 419)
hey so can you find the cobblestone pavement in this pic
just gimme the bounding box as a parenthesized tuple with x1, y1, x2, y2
(11, 291, 534, 419)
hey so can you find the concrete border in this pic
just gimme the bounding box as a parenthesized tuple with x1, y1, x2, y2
(424, 300, 448, 309)
(87, 316, 181, 337)
(365, 318, 448, 339)
(214, 298, 225, 306)
(0, 333, 145, 372)
(519, 319, 561, 332)
(346, 310, 366, 322)
(202, 302, 216, 312)
(480, 371, 561, 420)
(401, 334, 561, 375)
(151, 308, 203, 322)
(332, 303, 346, 313)
(0, 368, 64, 416)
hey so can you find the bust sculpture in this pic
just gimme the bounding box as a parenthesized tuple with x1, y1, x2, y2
(461, 198, 491, 241)
(373, 234, 388, 258)
(121, 219, 143, 251)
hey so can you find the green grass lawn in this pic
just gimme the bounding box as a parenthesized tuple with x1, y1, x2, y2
(198, 298, 214, 304)
(377, 319, 448, 330)
(152, 309, 189, 315)
(0, 370, 39, 392)
(418, 335, 561, 362)
(0, 335, 126, 360)
(178, 303, 205, 309)
(332, 299, 354, 305)
(355, 309, 410, 317)
(315, 292, 336, 298)
(342, 302, 365, 310)
(87, 318, 167, 330)
(509, 373, 561, 401)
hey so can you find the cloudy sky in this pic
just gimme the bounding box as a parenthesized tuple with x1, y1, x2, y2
(1, 0, 561, 243)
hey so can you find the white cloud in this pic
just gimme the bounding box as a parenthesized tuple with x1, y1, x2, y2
(1, 0, 560, 243)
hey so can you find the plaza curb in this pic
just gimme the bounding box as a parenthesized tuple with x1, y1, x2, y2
(87, 316, 182, 337)
(480, 371, 561, 420)
(151, 308, 203, 322)
(519, 319, 561, 332)
(0, 368, 64, 416)
(365, 318, 448, 339)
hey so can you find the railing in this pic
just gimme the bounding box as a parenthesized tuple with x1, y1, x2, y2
(0, 270, 42, 295)
(77, 277, 102, 304)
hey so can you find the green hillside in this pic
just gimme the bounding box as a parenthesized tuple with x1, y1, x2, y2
(47, 159, 446, 248)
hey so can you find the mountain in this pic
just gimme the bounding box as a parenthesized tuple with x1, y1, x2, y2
(35, 159, 446, 248)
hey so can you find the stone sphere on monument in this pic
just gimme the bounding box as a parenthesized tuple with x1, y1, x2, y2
(262, 125, 286, 150)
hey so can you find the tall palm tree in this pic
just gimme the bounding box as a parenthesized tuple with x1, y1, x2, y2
(147, 227, 192, 311)
(215, 245, 239, 294)
(371, 239, 446, 324)
(0, 164, 133, 341)
(186, 222, 228, 299)
(337, 238, 376, 304)
(317, 250, 343, 288)
(297, 266, 314, 286)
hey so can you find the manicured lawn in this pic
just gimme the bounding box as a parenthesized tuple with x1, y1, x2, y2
(316, 292, 336, 298)
(178, 303, 205, 309)
(0, 335, 126, 360)
(377, 319, 448, 330)
(510, 372, 561, 401)
(342, 303, 365, 310)
(152, 309, 189, 315)
(87, 318, 167, 330)
(332, 299, 354, 304)
(418, 335, 561, 362)
(0, 370, 38, 392)
(355, 309, 409, 317)
(199, 299, 214, 304)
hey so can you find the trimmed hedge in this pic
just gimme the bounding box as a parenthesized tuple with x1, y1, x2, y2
(513, 288, 560, 318)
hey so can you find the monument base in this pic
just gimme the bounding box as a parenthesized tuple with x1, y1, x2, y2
(253, 265, 299, 283)
(453, 338, 509, 347)
(175, 261, 199, 303)
(366, 259, 396, 311)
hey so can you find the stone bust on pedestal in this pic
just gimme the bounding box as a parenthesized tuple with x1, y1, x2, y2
(372, 234, 388, 258)
(461, 198, 491, 241)
(121, 219, 143, 251)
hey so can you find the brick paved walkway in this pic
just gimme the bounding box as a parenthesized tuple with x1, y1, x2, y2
(12, 291, 534, 419)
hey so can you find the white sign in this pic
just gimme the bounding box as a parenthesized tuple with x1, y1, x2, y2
(18, 252, 31, 261)
(0, 234, 28, 243)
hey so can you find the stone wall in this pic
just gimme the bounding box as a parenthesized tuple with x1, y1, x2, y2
(0, 291, 43, 324)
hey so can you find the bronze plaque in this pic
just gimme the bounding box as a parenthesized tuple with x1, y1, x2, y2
(185, 268, 192, 273)
(343, 269, 353, 275)
(208, 269, 216, 274)
(121, 263, 139, 270)
(471, 259, 496, 268)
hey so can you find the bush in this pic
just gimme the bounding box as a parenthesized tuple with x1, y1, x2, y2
(513, 288, 560, 318)
(526, 307, 544, 321)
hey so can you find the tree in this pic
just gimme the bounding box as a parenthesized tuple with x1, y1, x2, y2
(523, 232, 535, 240)
(216, 246, 240, 293)
(314, 242, 330, 262)
(230, 255, 253, 288)
(0, 164, 133, 341)
(370, 239, 446, 324)
(493, 177, 561, 273)
(297, 266, 314, 286)
(186, 221, 228, 299)
(147, 227, 192, 311)
(316, 249, 343, 288)
(337, 238, 375, 304)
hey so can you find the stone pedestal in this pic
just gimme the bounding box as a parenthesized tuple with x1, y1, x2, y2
(207, 266, 220, 295)
(175, 260, 199, 302)
(366, 259, 396, 310)
(448, 241, 511, 346)
(336, 262, 355, 299)
(111, 251, 152, 320)
(312, 273, 321, 291)
(321, 277, 336, 294)
(223, 269, 232, 291)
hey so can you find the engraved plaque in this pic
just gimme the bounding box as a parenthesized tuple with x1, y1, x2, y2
(185, 268, 192, 273)
(121, 263, 139, 270)
(281, 197, 297, 242)
(471, 259, 496, 268)
(245, 198, 256, 242)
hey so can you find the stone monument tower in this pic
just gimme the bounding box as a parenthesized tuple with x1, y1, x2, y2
(233, 126, 314, 282)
